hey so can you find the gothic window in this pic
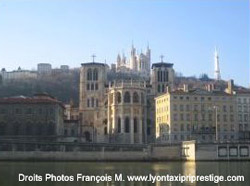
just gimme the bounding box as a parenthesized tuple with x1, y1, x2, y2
(133, 92, 139, 103)
(125, 117, 130, 133)
(116, 92, 121, 103)
(91, 83, 94, 90)
(93, 68, 98, 81)
(96, 99, 99, 107)
(95, 83, 98, 90)
(141, 93, 145, 104)
(160, 71, 163, 82)
(124, 91, 131, 103)
(157, 71, 160, 82)
(87, 83, 90, 90)
(163, 71, 166, 82)
(87, 69, 92, 81)
(162, 84, 165, 92)
(158, 85, 161, 93)
(134, 117, 138, 133)
(118, 117, 121, 133)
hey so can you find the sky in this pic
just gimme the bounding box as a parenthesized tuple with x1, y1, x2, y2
(0, 0, 249, 87)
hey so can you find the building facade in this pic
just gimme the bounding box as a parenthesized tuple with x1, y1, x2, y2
(155, 82, 238, 143)
(0, 93, 64, 139)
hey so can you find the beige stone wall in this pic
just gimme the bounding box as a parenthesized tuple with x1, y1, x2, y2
(156, 90, 238, 143)
(107, 81, 147, 144)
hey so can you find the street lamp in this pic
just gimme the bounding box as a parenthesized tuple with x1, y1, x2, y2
(213, 106, 219, 142)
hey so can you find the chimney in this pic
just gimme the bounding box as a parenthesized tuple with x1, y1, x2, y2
(227, 79, 234, 94)
(183, 84, 189, 92)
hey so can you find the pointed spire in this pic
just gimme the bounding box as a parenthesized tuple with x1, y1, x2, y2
(214, 46, 221, 80)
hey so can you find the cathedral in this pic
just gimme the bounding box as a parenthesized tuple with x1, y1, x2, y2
(78, 45, 175, 144)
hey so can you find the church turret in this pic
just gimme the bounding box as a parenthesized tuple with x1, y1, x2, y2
(117, 54, 121, 67)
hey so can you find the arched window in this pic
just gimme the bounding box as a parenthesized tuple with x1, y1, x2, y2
(158, 85, 161, 93)
(162, 84, 165, 92)
(118, 117, 121, 133)
(157, 71, 160, 81)
(134, 117, 138, 133)
(104, 127, 107, 135)
(87, 69, 92, 81)
(163, 71, 166, 82)
(124, 92, 131, 103)
(116, 92, 121, 103)
(125, 117, 130, 133)
(93, 68, 98, 81)
(84, 131, 91, 142)
(141, 93, 145, 104)
(133, 92, 139, 103)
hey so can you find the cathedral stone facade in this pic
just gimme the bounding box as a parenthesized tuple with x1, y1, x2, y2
(78, 51, 175, 144)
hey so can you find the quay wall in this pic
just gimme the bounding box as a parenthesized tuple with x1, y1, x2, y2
(0, 140, 250, 161)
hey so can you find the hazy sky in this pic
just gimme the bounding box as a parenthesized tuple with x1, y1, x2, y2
(0, 0, 249, 87)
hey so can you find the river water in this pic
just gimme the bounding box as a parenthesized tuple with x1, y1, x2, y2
(0, 162, 249, 186)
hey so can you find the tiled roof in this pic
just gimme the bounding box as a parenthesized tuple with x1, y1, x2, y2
(0, 95, 64, 107)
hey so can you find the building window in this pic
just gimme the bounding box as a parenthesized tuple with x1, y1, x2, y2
(26, 108, 32, 114)
(93, 68, 98, 81)
(91, 83, 94, 90)
(96, 99, 99, 107)
(87, 69, 92, 81)
(116, 92, 121, 103)
(118, 117, 121, 133)
(125, 117, 130, 133)
(104, 127, 107, 135)
(124, 92, 131, 103)
(95, 83, 98, 90)
(162, 84, 165, 92)
(134, 118, 138, 133)
(133, 92, 139, 103)
(223, 115, 227, 122)
(91, 97, 95, 107)
(87, 83, 90, 90)
(158, 85, 161, 93)
(87, 99, 90, 107)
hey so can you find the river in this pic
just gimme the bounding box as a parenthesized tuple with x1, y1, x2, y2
(0, 162, 249, 186)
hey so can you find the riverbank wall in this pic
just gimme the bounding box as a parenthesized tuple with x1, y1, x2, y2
(0, 140, 249, 161)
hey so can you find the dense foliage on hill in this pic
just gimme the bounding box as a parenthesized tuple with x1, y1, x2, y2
(0, 71, 80, 105)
